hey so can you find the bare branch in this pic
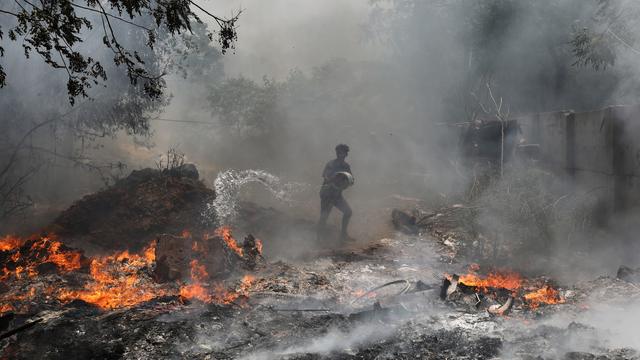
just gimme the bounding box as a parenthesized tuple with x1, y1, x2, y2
(188, 0, 240, 26)
(69, 2, 152, 31)
(606, 28, 640, 55)
(0, 118, 57, 180)
(0, 9, 20, 16)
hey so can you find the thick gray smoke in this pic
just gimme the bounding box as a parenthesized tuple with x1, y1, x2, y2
(146, 0, 640, 269)
(4, 2, 640, 357)
(3, 0, 640, 273)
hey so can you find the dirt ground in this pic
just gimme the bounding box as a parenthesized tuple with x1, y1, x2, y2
(1, 169, 639, 359)
(3, 229, 640, 359)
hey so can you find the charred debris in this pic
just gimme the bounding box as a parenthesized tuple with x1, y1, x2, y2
(0, 165, 638, 359)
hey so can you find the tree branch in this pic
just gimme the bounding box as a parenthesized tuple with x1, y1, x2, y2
(188, 0, 233, 26)
(606, 28, 640, 55)
(69, 2, 152, 31)
(0, 9, 20, 16)
(0, 118, 57, 180)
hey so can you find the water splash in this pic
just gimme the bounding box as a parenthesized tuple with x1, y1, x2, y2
(202, 169, 308, 225)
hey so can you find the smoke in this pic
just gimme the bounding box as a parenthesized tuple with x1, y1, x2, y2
(240, 323, 396, 360)
(154, 0, 637, 188)
(3, 0, 640, 273)
(500, 298, 640, 357)
(51, 1, 640, 272)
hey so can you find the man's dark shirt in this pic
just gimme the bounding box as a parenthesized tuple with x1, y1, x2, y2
(321, 159, 351, 197)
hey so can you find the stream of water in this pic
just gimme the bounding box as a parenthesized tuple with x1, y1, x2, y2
(202, 169, 309, 225)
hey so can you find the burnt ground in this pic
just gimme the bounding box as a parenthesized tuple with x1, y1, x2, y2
(1, 169, 640, 359)
(2, 231, 639, 359)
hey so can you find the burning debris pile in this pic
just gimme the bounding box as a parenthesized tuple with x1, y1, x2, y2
(48, 167, 215, 253)
(0, 166, 269, 329)
(0, 166, 638, 359)
(0, 227, 262, 317)
(441, 264, 565, 315)
(392, 206, 568, 315)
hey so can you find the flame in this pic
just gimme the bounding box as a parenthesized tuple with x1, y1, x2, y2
(58, 241, 166, 309)
(1, 287, 37, 314)
(215, 226, 243, 257)
(189, 259, 209, 282)
(39, 238, 82, 272)
(2, 228, 261, 313)
(459, 270, 522, 292)
(523, 285, 565, 309)
(179, 259, 213, 302)
(219, 275, 255, 305)
(0, 235, 81, 280)
(179, 283, 212, 303)
(179, 276, 256, 305)
(178, 255, 256, 305)
(0, 235, 23, 252)
(454, 264, 565, 309)
(179, 259, 212, 302)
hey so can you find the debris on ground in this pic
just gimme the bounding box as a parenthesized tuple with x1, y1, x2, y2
(391, 204, 478, 260)
(1, 168, 639, 359)
(48, 167, 215, 253)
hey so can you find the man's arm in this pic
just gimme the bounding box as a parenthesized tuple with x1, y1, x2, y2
(322, 161, 333, 182)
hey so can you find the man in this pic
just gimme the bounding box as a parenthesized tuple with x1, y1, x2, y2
(317, 144, 354, 242)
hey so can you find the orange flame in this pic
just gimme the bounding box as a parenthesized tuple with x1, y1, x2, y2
(58, 241, 166, 309)
(179, 259, 213, 303)
(0, 235, 23, 252)
(40, 238, 82, 272)
(1, 287, 38, 314)
(0, 303, 14, 314)
(1, 235, 81, 280)
(459, 270, 522, 292)
(178, 253, 256, 306)
(215, 226, 243, 257)
(523, 285, 565, 309)
(189, 259, 209, 282)
(179, 283, 212, 303)
(2, 229, 261, 313)
(220, 275, 255, 305)
(454, 264, 565, 309)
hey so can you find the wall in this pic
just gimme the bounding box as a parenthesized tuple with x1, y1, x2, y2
(515, 105, 640, 216)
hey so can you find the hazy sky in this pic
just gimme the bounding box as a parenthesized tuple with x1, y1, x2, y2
(202, 0, 381, 79)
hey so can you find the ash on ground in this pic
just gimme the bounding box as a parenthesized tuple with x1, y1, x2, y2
(1, 168, 639, 360)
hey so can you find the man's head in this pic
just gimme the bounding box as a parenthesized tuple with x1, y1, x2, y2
(335, 144, 349, 160)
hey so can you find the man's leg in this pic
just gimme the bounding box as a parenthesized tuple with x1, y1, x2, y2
(317, 195, 333, 239)
(334, 196, 352, 240)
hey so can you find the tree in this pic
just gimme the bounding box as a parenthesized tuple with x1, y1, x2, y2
(0, 0, 239, 104)
(571, 0, 640, 71)
(371, 0, 630, 115)
(0, 6, 229, 227)
(208, 77, 282, 139)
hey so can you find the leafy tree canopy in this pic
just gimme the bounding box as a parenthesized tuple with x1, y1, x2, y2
(0, 0, 239, 104)
(570, 0, 640, 71)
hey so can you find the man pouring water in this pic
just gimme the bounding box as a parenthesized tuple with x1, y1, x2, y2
(317, 144, 355, 242)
